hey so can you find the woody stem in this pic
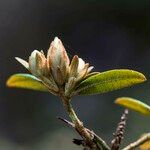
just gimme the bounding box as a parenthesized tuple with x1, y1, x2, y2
(60, 95, 92, 141)
(60, 94, 110, 150)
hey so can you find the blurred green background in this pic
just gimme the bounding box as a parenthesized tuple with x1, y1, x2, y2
(0, 0, 150, 149)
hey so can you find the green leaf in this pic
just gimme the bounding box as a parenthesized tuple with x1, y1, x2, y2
(115, 97, 150, 116)
(6, 73, 49, 92)
(75, 69, 146, 95)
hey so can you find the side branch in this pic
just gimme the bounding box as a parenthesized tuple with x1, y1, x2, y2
(122, 133, 150, 150)
(111, 109, 129, 150)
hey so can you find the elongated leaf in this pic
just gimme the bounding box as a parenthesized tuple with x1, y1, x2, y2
(75, 69, 146, 95)
(115, 97, 150, 116)
(6, 73, 49, 92)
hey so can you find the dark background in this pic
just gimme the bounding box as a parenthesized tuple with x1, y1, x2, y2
(0, 0, 150, 149)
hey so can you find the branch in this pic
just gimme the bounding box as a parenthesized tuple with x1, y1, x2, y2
(122, 133, 150, 150)
(59, 94, 110, 150)
(111, 109, 129, 150)
(58, 116, 110, 150)
(57, 117, 75, 127)
(86, 129, 110, 150)
(58, 117, 110, 150)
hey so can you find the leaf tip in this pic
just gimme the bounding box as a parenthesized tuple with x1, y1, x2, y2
(130, 70, 147, 83)
(6, 78, 10, 87)
(115, 97, 124, 105)
(6, 75, 16, 88)
(139, 72, 147, 82)
(115, 97, 150, 116)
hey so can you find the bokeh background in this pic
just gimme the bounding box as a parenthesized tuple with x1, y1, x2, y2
(0, 0, 150, 149)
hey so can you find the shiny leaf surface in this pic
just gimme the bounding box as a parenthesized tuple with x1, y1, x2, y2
(75, 69, 146, 95)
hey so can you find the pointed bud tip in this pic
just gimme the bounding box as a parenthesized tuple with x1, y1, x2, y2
(73, 55, 79, 59)
(88, 66, 94, 73)
(15, 57, 29, 69)
(54, 37, 59, 41)
(15, 57, 19, 60)
(31, 50, 41, 56)
(15, 57, 22, 62)
(53, 37, 61, 47)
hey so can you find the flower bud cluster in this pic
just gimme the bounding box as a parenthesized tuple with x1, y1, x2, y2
(16, 37, 93, 97)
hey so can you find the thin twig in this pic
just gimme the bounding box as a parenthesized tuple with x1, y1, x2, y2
(111, 109, 129, 150)
(57, 117, 75, 127)
(122, 133, 150, 150)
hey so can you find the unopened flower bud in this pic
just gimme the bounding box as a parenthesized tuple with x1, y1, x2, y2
(15, 37, 94, 97)
(36, 51, 48, 76)
(47, 37, 70, 84)
(78, 58, 86, 73)
(29, 50, 47, 77)
(29, 50, 39, 76)
(69, 55, 79, 78)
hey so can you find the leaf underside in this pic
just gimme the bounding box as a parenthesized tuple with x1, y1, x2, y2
(6, 73, 48, 92)
(115, 97, 150, 116)
(75, 69, 146, 95)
